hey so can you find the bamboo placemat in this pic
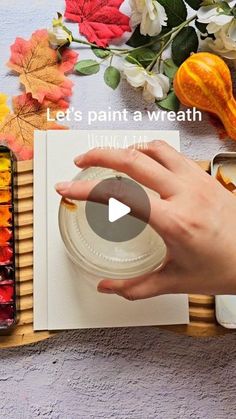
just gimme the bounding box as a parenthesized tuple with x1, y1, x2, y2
(0, 159, 231, 349)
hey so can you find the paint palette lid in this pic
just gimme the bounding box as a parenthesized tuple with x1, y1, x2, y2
(58, 167, 166, 279)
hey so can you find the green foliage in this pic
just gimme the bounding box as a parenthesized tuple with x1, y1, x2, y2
(126, 25, 151, 47)
(72, 0, 212, 100)
(158, 0, 187, 28)
(219, 1, 232, 14)
(126, 48, 156, 68)
(157, 91, 180, 112)
(74, 60, 100, 75)
(172, 27, 199, 66)
(92, 48, 111, 58)
(201, 0, 216, 5)
(184, 0, 202, 10)
(163, 59, 179, 80)
(104, 66, 121, 90)
(195, 20, 208, 34)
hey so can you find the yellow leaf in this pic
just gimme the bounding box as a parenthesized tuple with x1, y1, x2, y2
(0, 94, 10, 123)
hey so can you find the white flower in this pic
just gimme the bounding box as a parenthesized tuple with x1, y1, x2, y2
(208, 20, 236, 59)
(198, 1, 236, 60)
(197, 1, 236, 34)
(48, 13, 72, 49)
(123, 62, 170, 102)
(130, 0, 168, 36)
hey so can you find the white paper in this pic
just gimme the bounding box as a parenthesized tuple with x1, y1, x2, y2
(34, 130, 189, 330)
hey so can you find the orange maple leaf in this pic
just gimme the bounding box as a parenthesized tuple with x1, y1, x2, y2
(0, 93, 68, 160)
(0, 133, 33, 160)
(7, 29, 78, 103)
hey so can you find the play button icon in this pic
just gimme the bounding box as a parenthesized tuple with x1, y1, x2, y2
(109, 198, 131, 223)
(85, 175, 151, 243)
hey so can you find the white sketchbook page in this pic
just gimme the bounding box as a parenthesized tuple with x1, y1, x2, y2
(42, 130, 189, 330)
(33, 131, 48, 330)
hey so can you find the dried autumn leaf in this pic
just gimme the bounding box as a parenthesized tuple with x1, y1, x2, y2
(65, 0, 131, 47)
(0, 133, 33, 161)
(0, 93, 68, 160)
(0, 94, 9, 123)
(7, 29, 78, 103)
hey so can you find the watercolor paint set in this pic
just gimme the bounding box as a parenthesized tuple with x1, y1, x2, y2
(0, 146, 17, 329)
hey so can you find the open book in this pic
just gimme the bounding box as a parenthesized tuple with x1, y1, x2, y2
(33, 130, 189, 331)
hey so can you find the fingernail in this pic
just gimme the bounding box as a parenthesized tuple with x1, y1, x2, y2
(97, 287, 114, 295)
(74, 154, 85, 166)
(55, 181, 72, 193)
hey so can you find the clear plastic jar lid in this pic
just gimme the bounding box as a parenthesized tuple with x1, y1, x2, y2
(59, 167, 166, 279)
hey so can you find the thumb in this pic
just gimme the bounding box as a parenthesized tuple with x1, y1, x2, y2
(97, 268, 176, 301)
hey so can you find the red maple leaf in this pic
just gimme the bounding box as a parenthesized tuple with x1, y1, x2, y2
(65, 0, 131, 47)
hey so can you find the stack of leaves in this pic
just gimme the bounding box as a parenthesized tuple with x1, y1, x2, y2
(0, 29, 78, 160)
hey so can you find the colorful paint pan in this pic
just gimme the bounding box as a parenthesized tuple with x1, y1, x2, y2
(0, 189, 11, 204)
(0, 205, 12, 227)
(0, 154, 11, 171)
(0, 246, 13, 265)
(0, 145, 16, 329)
(0, 171, 11, 188)
(0, 305, 14, 326)
(0, 228, 12, 246)
(0, 284, 14, 303)
(0, 266, 14, 282)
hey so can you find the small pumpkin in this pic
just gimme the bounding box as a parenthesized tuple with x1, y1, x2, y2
(174, 52, 236, 141)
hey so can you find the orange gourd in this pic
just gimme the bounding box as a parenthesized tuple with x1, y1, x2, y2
(174, 52, 236, 141)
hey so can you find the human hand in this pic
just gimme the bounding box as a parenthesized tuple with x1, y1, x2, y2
(56, 141, 236, 300)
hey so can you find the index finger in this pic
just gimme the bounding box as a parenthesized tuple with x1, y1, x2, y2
(129, 140, 200, 175)
(55, 178, 171, 235)
(74, 148, 181, 199)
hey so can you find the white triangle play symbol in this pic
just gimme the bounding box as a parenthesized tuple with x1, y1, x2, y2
(108, 198, 131, 223)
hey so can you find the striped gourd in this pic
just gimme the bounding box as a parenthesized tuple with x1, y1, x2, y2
(174, 52, 236, 141)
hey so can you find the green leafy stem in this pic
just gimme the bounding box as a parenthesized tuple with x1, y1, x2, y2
(72, 12, 198, 112)
(72, 13, 197, 62)
(146, 14, 197, 71)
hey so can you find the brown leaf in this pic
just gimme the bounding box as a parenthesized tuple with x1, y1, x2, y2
(0, 93, 68, 160)
(8, 29, 78, 103)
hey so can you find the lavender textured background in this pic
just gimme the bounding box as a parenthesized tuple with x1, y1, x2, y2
(1, 1, 236, 418)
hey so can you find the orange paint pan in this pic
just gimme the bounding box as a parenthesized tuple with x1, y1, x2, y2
(0, 205, 12, 228)
(0, 189, 11, 204)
